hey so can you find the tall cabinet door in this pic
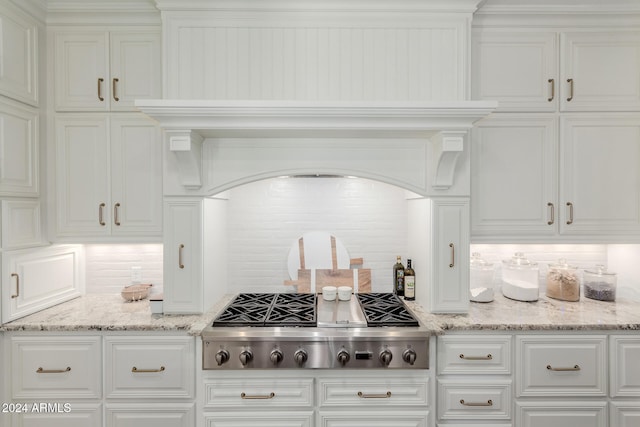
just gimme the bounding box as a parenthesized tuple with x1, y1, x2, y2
(54, 32, 109, 111)
(110, 115, 162, 236)
(560, 114, 640, 236)
(55, 115, 110, 237)
(471, 114, 558, 238)
(560, 32, 640, 111)
(0, 98, 38, 196)
(109, 32, 162, 111)
(163, 199, 203, 314)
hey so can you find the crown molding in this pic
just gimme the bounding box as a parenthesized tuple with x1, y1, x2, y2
(44, 0, 160, 25)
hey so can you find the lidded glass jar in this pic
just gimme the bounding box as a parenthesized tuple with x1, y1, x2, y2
(583, 265, 617, 302)
(470, 252, 495, 302)
(546, 258, 580, 302)
(501, 252, 539, 302)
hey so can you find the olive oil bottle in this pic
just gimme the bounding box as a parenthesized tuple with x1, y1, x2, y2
(393, 256, 405, 296)
(404, 259, 415, 301)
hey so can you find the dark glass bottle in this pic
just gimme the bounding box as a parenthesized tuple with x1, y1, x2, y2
(393, 256, 404, 296)
(404, 259, 415, 301)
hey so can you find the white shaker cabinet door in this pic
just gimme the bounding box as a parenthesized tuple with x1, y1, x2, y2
(54, 32, 109, 112)
(560, 32, 640, 111)
(109, 32, 161, 111)
(471, 114, 558, 238)
(109, 116, 162, 236)
(472, 30, 557, 112)
(559, 114, 640, 237)
(55, 115, 110, 237)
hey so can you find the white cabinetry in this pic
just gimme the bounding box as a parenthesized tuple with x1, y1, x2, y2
(54, 114, 162, 240)
(54, 30, 160, 112)
(473, 30, 640, 112)
(610, 336, 640, 426)
(1, 245, 83, 323)
(0, 2, 38, 106)
(436, 334, 513, 425)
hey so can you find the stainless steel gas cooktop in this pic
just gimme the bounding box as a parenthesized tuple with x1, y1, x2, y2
(202, 293, 429, 370)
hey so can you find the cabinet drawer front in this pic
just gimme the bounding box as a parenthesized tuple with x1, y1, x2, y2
(318, 376, 428, 407)
(10, 403, 102, 427)
(611, 402, 640, 427)
(105, 336, 194, 399)
(318, 411, 428, 427)
(516, 335, 607, 396)
(437, 380, 512, 420)
(204, 378, 314, 409)
(515, 400, 608, 427)
(205, 411, 314, 427)
(437, 334, 512, 375)
(105, 403, 195, 427)
(611, 336, 640, 397)
(11, 336, 101, 399)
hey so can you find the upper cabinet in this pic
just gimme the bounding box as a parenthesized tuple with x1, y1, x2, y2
(473, 30, 640, 112)
(0, 2, 38, 106)
(54, 29, 161, 112)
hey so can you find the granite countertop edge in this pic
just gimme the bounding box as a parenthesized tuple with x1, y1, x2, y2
(1, 293, 638, 335)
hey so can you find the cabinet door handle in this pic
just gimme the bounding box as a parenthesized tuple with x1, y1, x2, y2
(547, 202, 555, 225)
(459, 353, 493, 360)
(566, 202, 574, 225)
(97, 78, 104, 101)
(10, 273, 19, 299)
(112, 78, 120, 101)
(449, 243, 455, 268)
(241, 392, 275, 400)
(547, 364, 580, 371)
(37, 367, 71, 374)
(99, 203, 106, 226)
(566, 78, 574, 101)
(179, 244, 185, 269)
(114, 203, 121, 226)
(132, 366, 165, 373)
(548, 78, 555, 102)
(460, 399, 493, 407)
(358, 391, 392, 399)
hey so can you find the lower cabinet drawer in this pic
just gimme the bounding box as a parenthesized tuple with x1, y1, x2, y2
(318, 376, 429, 407)
(516, 335, 607, 396)
(611, 401, 640, 427)
(318, 411, 429, 427)
(437, 379, 512, 421)
(11, 335, 102, 399)
(203, 378, 314, 409)
(105, 335, 194, 399)
(9, 403, 102, 427)
(610, 336, 640, 397)
(515, 400, 607, 427)
(105, 403, 195, 427)
(204, 411, 314, 427)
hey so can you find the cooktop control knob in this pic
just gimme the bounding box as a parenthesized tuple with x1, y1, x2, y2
(379, 349, 393, 366)
(215, 349, 230, 366)
(402, 348, 417, 366)
(337, 349, 350, 366)
(270, 349, 284, 365)
(239, 350, 253, 366)
(294, 349, 308, 367)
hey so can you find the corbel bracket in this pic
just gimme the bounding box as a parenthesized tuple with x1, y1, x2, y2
(167, 129, 204, 190)
(431, 131, 467, 190)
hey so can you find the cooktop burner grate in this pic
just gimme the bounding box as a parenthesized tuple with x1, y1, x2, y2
(213, 293, 317, 327)
(356, 293, 419, 327)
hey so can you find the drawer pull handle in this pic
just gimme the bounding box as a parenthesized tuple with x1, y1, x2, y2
(179, 244, 185, 269)
(449, 243, 455, 268)
(240, 392, 275, 400)
(547, 202, 555, 225)
(460, 399, 493, 407)
(112, 78, 120, 101)
(37, 367, 71, 374)
(547, 364, 580, 371)
(97, 78, 104, 101)
(566, 78, 574, 102)
(358, 391, 392, 399)
(132, 366, 165, 373)
(548, 78, 554, 102)
(114, 203, 121, 226)
(566, 202, 574, 225)
(11, 273, 19, 298)
(99, 203, 106, 226)
(459, 353, 493, 360)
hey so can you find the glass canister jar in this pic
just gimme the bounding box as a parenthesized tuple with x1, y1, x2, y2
(546, 258, 580, 301)
(470, 252, 495, 302)
(583, 265, 617, 302)
(501, 252, 539, 302)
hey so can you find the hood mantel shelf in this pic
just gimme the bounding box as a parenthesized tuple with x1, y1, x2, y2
(136, 99, 497, 191)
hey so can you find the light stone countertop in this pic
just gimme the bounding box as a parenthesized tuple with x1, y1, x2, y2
(1, 292, 638, 335)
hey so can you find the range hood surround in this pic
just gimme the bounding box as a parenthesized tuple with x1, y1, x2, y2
(136, 100, 496, 196)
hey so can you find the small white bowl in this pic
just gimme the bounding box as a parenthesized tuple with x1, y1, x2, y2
(322, 286, 337, 301)
(338, 286, 352, 301)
